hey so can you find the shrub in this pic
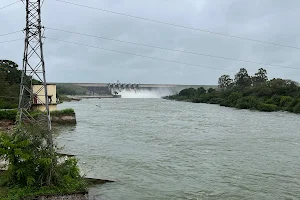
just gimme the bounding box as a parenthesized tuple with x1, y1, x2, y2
(236, 96, 258, 109)
(258, 103, 278, 112)
(192, 95, 213, 103)
(225, 92, 243, 107)
(256, 86, 273, 97)
(207, 98, 224, 104)
(286, 98, 300, 112)
(178, 88, 196, 97)
(293, 102, 300, 114)
(58, 95, 72, 103)
(207, 88, 216, 93)
(279, 96, 294, 108)
(0, 125, 86, 199)
(271, 94, 281, 106)
(0, 110, 17, 121)
(264, 98, 274, 104)
(219, 99, 231, 107)
(0, 100, 18, 109)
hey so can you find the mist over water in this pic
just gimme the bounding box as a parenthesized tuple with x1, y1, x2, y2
(118, 89, 174, 98)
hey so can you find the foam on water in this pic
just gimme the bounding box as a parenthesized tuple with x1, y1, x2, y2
(118, 89, 173, 98)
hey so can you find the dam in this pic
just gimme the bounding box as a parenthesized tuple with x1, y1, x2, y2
(54, 82, 217, 97)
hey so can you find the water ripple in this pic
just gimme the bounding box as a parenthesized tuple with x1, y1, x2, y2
(56, 99, 300, 200)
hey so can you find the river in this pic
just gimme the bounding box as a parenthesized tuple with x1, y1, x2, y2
(56, 98, 300, 200)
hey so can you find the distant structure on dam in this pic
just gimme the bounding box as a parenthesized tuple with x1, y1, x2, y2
(55, 82, 217, 96)
(73, 82, 180, 96)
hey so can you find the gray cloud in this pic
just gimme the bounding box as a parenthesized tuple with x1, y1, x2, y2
(1, 0, 300, 84)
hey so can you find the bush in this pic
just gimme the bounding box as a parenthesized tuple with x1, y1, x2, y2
(224, 92, 243, 107)
(207, 88, 216, 93)
(264, 98, 274, 104)
(219, 99, 231, 107)
(236, 96, 258, 109)
(271, 94, 281, 106)
(258, 103, 278, 112)
(279, 96, 294, 108)
(286, 98, 300, 112)
(192, 95, 213, 103)
(58, 95, 72, 103)
(178, 88, 196, 97)
(192, 98, 205, 103)
(0, 100, 18, 109)
(0, 125, 86, 199)
(255, 86, 273, 97)
(207, 98, 224, 104)
(0, 110, 17, 121)
(293, 102, 300, 113)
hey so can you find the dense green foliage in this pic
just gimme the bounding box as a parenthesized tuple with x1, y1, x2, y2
(0, 60, 20, 109)
(0, 60, 85, 110)
(58, 95, 72, 103)
(0, 60, 41, 109)
(0, 110, 18, 121)
(0, 125, 86, 199)
(166, 68, 300, 114)
(57, 84, 87, 96)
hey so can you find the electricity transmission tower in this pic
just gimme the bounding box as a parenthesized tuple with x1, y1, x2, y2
(18, 0, 52, 146)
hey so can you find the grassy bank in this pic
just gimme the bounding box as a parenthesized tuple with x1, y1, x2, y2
(0, 109, 76, 126)
(0, 109, 75, 120)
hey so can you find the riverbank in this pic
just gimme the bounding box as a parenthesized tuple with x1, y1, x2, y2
(0, 123, 88, 200)
(165, 68, 300, 114)
(165, 87, 300, 114)
(0, 108, 77, 130)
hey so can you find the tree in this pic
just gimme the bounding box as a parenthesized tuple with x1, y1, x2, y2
(234, 68, 252, 87)
(207, 88, 216, 93)
(218, 75, 232, 89)
(0, 60, 20, 85)
(178, 88, 196, 97)
(252, 68, 268, 84)
(196, 87, 206, 95)
(268, 78, 299, 95)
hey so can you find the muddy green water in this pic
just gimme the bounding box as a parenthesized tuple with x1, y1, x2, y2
(56, 98, 300, 200)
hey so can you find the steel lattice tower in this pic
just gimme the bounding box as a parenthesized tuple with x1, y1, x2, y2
(18, 0, 52, 146)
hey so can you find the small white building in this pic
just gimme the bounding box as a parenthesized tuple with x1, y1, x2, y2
(31, 84, 57, 111)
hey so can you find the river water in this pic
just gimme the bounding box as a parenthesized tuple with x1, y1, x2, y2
(56, 98, 300, 200)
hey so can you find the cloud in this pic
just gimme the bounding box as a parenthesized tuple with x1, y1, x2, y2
(0, 0, 300, 84)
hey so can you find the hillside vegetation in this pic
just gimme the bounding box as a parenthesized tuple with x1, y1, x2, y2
(0, 60, 87, 108)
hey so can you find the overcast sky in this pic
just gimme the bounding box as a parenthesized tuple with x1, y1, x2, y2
(1, 0, 300, 84)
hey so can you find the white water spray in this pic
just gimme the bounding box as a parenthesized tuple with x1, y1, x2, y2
(118, 89, 174, 98)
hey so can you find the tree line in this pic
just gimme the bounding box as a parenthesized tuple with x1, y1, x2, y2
(0, 60, 87, 109)
(0, 60, 22, 109)
(165, 68, 300, 114)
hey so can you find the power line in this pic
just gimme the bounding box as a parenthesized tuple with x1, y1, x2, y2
(0, 38, 23, 44)
(0, 30, 22, 37)
(46, 37, 235, 72)
(46, 27, 300, 71)
(54, 0, 300, 50)
(0, 1, 20, 10)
